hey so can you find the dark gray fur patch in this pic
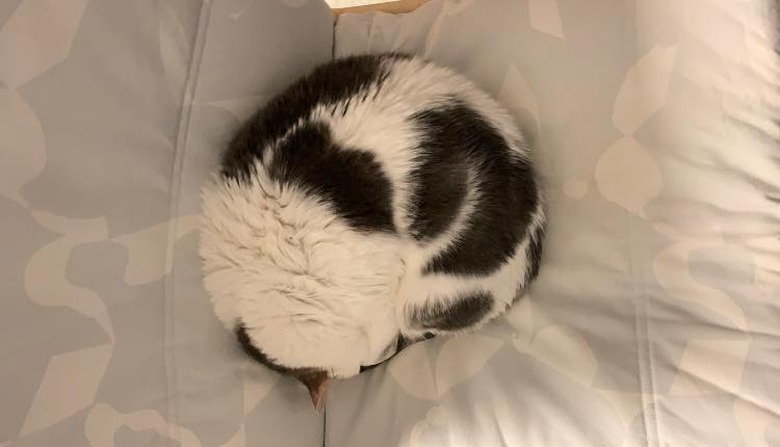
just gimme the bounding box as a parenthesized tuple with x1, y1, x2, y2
(408, 291, 494, 331)
(410, 99, 540, 276)
(267, 122, 396, 233)
(220, 53, 410, 183)
(524, 221, 545, 284)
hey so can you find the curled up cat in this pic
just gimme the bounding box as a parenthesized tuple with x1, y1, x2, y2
(199, 53, 545, 409)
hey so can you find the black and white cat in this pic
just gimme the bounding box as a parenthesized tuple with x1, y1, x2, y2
(199, 54, 545, 406)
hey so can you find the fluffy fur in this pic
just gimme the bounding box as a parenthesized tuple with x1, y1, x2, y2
(200, 54, 545, 378)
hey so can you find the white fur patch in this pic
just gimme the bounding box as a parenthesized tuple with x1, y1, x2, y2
(200, 167, 402, 377)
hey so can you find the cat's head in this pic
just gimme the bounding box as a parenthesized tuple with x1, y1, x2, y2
(201, 228, 402, 408)
(200, 171, 403, 408)
(233, 310, 401, 409)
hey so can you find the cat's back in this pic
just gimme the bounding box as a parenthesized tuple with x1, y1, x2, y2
(213, 54, 544, 291)
(219, 54, 536, 238)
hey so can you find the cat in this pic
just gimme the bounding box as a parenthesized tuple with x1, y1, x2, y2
(199, 53, 545, 408)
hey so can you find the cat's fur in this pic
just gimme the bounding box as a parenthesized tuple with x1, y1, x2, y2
(199, 54, 545, 380)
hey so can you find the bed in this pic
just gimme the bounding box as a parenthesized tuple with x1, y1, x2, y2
(2, 0, 777, 445)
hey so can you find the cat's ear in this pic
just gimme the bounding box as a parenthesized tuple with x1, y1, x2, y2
(294, 370, 329, 411)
